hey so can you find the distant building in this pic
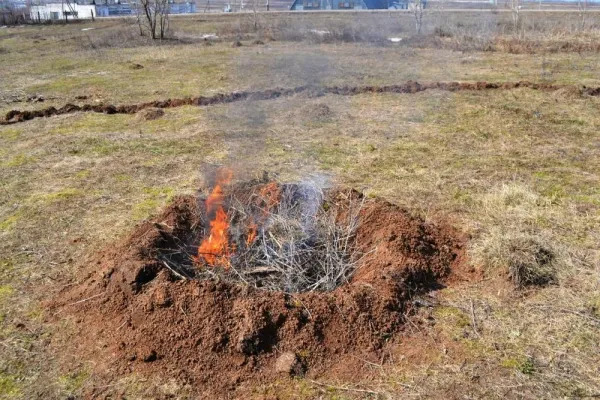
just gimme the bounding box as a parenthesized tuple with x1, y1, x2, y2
(289, 0, 367, 9)
(29, 0, 195, 21)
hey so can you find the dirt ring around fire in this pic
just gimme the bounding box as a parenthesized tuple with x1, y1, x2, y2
(50, 182, 469, 396)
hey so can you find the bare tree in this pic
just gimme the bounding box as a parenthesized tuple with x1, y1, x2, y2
(577, 0, 588, 31)
(509, 0, 521, 35)
(1, 3, 28, 25)
(409, 0, 426, 35)
(251, 0, 260, 30)
(135, 0, 170, 40)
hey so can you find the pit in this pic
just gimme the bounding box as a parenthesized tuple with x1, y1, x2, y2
(54, 173, 466, 395)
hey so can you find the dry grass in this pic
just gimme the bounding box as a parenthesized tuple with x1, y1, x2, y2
(1, 11, 600, 399)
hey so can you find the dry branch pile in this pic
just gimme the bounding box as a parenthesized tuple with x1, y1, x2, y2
(160, 180, 366, 293)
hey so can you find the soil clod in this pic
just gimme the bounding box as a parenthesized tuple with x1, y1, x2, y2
(138, 107, 165, 121)
(275, 352, 304, 376)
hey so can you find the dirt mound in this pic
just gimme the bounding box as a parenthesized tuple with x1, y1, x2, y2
(4, 81, 599, 125)
(52, 184, 465, 396)
(137, 107, 165, 121)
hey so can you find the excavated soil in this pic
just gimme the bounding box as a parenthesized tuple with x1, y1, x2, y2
(51, 185, 467, 398)
(4, 80, 600, 125)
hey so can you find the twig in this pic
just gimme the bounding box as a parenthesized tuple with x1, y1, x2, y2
(308, 379, 382, 396)
(349, 354, 383, 369)
(65, 292, 104, 307)
(470, 298, 481, 338)
(116, 319, 128, 331)
(161, 260, 190, 280)
(528, 305, 600, 325)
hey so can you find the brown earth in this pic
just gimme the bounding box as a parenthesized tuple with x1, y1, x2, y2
(136, 107, 165, 121)
(49, 185, 468, 398)
(4, 80, 600, 125)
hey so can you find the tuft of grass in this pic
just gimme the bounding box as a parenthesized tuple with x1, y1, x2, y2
(470, 183, 566, 287)
(58, 370, 89, 397)
(75, 170, 91, 179)
(474, 231, 558, 288)
(501, 356, 536, 375)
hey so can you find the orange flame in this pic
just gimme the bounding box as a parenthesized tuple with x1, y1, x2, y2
(198, 169, 232, 267)
(246, 218, 257, 246)
(259, 182, 281, 211)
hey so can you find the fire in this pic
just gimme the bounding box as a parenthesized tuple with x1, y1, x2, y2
(197, 171, 280, 267)
(246, 218, 257, 245)
(197, 169, 232, 267)
(259, 182, 281, 211)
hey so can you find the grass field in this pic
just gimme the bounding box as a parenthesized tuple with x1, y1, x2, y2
(1, 9, 599, 399)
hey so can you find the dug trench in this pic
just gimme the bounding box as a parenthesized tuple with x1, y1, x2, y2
(3, 80, 600, 125)
(49, 179, 469, 397)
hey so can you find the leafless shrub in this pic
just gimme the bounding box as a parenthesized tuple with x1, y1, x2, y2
(434, 26, 453, 38)
(509, 0, 522, 36)
(577, 0, 589, 31)
(135, 0, 170, 40)
(0, 4, 28, 25)
(409, 0, 426, 35)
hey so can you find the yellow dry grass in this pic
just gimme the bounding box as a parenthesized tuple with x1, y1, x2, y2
(1, 11, 599, 399)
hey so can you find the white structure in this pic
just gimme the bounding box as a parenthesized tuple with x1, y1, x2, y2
(29, 1, 195, 20)
(30, 3, 99, 20)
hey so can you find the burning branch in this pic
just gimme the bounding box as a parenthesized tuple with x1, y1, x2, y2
(197, 169, 233, 267)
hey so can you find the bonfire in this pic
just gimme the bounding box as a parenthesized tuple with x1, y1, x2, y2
(164, 168, 366, 293)
(56, 168, 464, 395)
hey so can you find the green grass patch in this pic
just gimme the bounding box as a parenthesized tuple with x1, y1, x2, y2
(58, 370, 89, 396)
(75, 169, 91, 179)
(501, 356, 535, 375)
(433, 306, 471, 330)
(0, 259, 14, 277)
(49, 113, 131, 136)
(31, 188, 85, 204)
(1, 154, 35, 168)
(132, 186, 175, 220)
(0, 285, 14, 304)
(0, 212, 22, 232)
(0, 374, 21, 399)
(0, 128, 23, 141)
